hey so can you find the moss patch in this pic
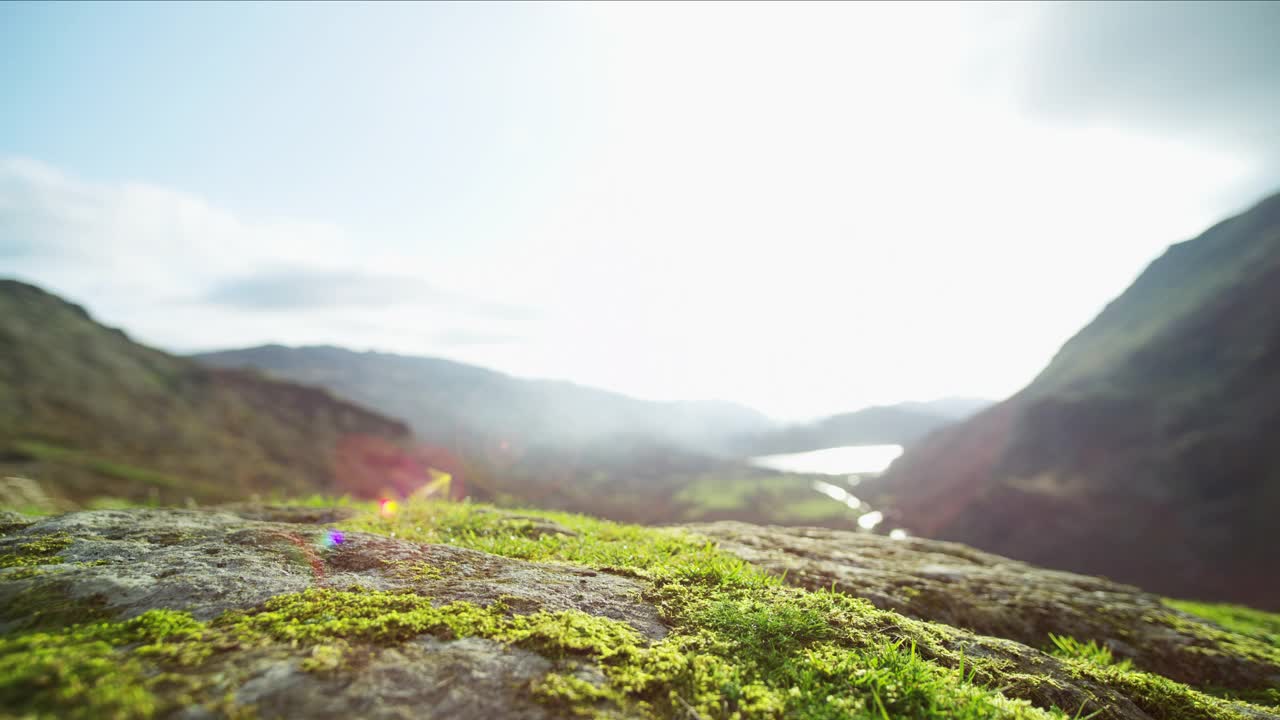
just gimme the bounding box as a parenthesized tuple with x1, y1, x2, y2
(1166, 600, 1280, 650)
(381, 558, 452, 582)
(0, 532, 73, 568)
(0, 609, 206, 719)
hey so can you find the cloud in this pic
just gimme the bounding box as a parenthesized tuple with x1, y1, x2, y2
(0, 157, 528, 353)
(206, 270, 424, 310)
(203, 267, 527, 320)
(430, 328, 524, 347)
(0, 157, 356, 298)
(1018, 1, 1280, 162)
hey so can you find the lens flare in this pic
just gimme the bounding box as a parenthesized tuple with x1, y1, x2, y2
(379, 498, 398, 517)
(321, 529, 345, 548)
(857, 510, 884, 530)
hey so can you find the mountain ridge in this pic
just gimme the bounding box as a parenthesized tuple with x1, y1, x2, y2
(873, 190, 1280, 609)
(194, 344, 777, 456)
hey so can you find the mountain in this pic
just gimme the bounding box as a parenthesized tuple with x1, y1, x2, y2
(193, 345, 776, 454)
(735, 403, 964, 456)
(872, 191, 1280, 609)
(0, 280, 412, 508)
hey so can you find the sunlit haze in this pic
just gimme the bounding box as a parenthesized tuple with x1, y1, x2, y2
(4, 1, 1278, 420)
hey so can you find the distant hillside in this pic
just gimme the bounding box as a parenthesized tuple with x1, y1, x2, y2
(0, 280, 412, 508)
(194, 345, 775, 454)
(735, 404, 954, 456)
(733, 397, 992, 456)
(873, 191, 1280, 609)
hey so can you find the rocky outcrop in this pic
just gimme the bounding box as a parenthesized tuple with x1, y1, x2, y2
(2, 506, 1277, 719)
(0, 508, 664, 720)
(684, 521, 1280, 694)
(0, 508, 665, 637)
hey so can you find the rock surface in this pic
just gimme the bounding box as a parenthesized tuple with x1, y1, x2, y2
(685, 521, 1280, 692)
(218, 637, 559, 720)
(2, 507, 1278, 719)
(0, 508, 665, 639)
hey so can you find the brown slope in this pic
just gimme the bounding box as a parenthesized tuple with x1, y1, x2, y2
(0, 279, 411, 508)
(874, 191, 1280, 609)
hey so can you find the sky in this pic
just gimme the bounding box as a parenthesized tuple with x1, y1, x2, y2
(3, 1, 1279, 421)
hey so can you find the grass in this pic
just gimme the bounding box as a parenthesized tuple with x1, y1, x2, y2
(674, 473, 860, 524)
(11, 440, 226, 498)
(1165, 600, 1280, 650)
(1046, 634, 1133, 672)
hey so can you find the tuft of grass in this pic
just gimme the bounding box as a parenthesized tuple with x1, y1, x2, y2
(336, 499, 773, 586)
(1047, 633, 1133, 672)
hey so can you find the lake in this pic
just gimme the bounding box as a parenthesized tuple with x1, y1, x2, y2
(748, 444, 903, 476)
(748, 444, 905, 533)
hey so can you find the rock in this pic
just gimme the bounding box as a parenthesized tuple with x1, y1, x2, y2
(683, 521, 1280, 693)
(218, 503, 361, 525)
(0, 508, 664, 639)
(481, 511, 580, 539)
(0, 509, 35, 535)
(2, 507, 1276, 720)
(231, 637, 557, 720)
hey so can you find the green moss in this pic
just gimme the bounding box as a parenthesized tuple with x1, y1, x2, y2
(1165, 599, 1280, 650)
(337, 499, 773, 585)
(0, 534, 95, 586)
(381, 558, 450, 582)
(3, 566, 47, 581)
(0, 609, 209, 719)
(1145, 605, 1280, 691)
(0, 532, 106, 584)
(0, 532, 73, 568)
(219, 587, 506, 644)
(1077, 662, 1271, 720)
(532, 671, 614, 711)
(298, 642, 349, 672)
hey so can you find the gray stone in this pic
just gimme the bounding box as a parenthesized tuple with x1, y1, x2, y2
(234, 637, 558, 720)
(683, 521, 1280, 693)
(0, 509, 665, 640)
